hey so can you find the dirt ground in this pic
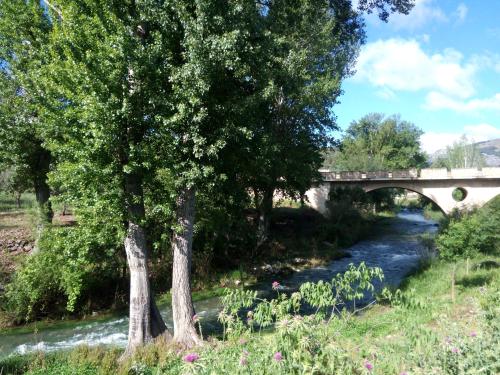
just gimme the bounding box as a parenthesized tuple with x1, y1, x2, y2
(0, 212, 33, 289)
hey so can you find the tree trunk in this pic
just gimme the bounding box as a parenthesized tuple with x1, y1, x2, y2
(171, 186, 202, 347)
(33, 147, 53, 224)
(15, 192, 21, 209)
(256, 187, 274, 247)
(123, 172, 170, 356)
(32, 148, 53, 254)
(124, 222, 152, 352)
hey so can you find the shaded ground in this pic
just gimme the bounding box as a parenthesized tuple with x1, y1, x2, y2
(0, 198, 75, 296)
(0, 212, 33, 290)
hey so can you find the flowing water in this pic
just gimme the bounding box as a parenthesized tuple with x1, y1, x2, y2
(0, 209, 438, 359)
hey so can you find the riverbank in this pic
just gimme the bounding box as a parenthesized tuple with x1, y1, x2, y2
(0, 208, 427, 360)
(1, 206, 375, 331)
(1, 252, 497, 374)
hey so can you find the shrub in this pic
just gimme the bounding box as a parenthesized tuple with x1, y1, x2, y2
(436, 195, 500, 260)
(5, 224, 123, 321)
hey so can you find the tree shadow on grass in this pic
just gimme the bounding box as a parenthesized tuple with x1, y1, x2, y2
(456, 274, 493, 288)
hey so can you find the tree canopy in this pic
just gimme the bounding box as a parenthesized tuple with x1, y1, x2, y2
(432, 135, 485, 169)
(0, 0, 416, 354)
(325, 113, 428, 172)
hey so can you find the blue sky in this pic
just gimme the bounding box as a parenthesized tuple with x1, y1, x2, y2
(335, 0, 500, 153)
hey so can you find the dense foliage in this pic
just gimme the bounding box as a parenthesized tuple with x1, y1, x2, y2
(324, 113, 428, 172)
(432, 135, 485, 169)
(0, 0, 417, 353)
(436, 195, 500, 260)
(0, 0, 55, 223)
(1, 254, 498, 374)
(5, 224, 124, 321)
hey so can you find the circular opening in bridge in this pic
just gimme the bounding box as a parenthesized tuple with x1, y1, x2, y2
(452, 187, 467, 202)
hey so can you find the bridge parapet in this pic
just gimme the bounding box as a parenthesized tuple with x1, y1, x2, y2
(320, 167, 500, 181)
(419, 168, 448, 179)
(309, 167, 500, 216)
(472, 167, 500, 178)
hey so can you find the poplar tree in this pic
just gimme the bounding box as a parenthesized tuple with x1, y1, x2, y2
(39, 0, 176, 353)
(247, 0, 414, 244)
(39, 0, 262, 349)
(0, 1, 54, 227)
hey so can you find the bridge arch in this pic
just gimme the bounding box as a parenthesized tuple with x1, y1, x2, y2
(305, 168, 500, 216)
(363, 185, 446, 214)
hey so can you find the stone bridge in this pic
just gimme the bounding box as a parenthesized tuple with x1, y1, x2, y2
(305, 168, 500, 215)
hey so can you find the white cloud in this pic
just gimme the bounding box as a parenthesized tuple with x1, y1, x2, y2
(420, 132, 463, 154)
(420, 123, 500, 153)
(454, 4, 468, 23)
(385, 0, 448, 31)
(354, 39, 477, 98)
(425, 92, 500, 111)
(464, 123, 500, 140)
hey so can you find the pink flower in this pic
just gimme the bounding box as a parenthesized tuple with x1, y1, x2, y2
(239, 338, 247, 345)
(183, 353, 199, 363)
(364, 360, 373, 371)
(272, 281, 280, 290)
(239, 357, 248, 366)
(470, 331, 477, 337)
(451, 347, 459, 354)
(273, 351, 283, 362)
(400, 372, 408, 375)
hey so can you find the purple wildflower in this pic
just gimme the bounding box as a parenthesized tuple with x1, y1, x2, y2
(470, 331, 477, 337)
(183, 353, 199, 363)
(400, 372, 408, 375)
(239, 357, 248, 366)
(273, 352, 283, 362)
(451, 347, 459, 354)
(364, 360, 373, 371)
(272, 281, 280, 290)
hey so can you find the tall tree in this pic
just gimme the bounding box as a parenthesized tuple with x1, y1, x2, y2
(37, 0, 176, 353)
(327, 113, 427, 171)
(40, 0, 263, 349)
(432, 135, 485, 169)
(159, 1, 264, 347)
(247, 1, 415, 245)
(0, 1, 54, 228)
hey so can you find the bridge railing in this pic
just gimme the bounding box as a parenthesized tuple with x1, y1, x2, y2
(319, 167, 500, 181)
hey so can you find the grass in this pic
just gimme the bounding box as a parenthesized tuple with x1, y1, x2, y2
(423, 205, 447, 224)
(0, 192, 35, 212)
(2, 253, 497, 374)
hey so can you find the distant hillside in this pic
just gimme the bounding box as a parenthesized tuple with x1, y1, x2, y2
(476, 138, 500, 167)
(430, 138, 500, 167)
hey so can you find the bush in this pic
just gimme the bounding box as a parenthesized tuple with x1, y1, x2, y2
(436, 195, 500, 260)
(325, 186, 372, 247)
(4, 224, 124, 321)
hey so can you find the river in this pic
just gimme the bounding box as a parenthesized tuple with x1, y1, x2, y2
(0, 209, 438, 359)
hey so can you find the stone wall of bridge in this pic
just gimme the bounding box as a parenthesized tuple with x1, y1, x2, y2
(306, 168, 500, 216)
